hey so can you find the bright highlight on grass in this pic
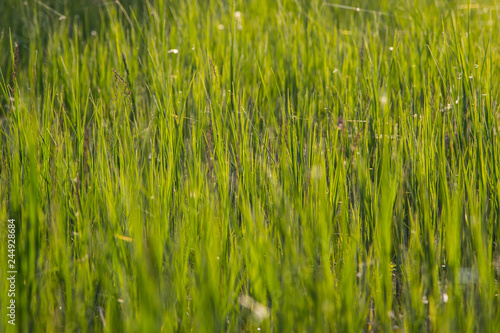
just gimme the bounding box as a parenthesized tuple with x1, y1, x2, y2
(1, 0, 500, 331)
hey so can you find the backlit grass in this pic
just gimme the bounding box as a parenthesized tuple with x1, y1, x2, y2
(1, 0, 500, 331)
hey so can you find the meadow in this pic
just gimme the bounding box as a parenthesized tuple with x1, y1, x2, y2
(1, 0, 500, 331)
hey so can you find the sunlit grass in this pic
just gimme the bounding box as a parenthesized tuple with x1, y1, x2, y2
(1, 0, 500, 331)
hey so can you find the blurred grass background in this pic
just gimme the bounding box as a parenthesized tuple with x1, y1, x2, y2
(1, 0, 500, 332)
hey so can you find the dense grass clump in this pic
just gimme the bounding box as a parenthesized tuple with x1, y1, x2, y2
(1, 0, 500, 331)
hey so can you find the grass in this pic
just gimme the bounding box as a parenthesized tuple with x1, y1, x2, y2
(1, 0, 500, 331)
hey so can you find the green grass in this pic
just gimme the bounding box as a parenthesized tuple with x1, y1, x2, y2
(1, 0, 500, 331)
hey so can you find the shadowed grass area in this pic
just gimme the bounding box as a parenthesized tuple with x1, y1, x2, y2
(1, 0, 500, 331)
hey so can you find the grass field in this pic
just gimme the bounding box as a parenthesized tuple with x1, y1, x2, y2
(1, 0, 500, 331)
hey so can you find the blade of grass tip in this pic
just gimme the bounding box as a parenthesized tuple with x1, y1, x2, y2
(115, 0, 133, 27)
(33, 0, 67, 20)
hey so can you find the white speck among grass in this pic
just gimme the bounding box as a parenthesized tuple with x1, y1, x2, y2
(238, 295, 270, 323)
(234, 11, 243, 30)
(167, 49, 179, 54)
(381, 94, 388, 106)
